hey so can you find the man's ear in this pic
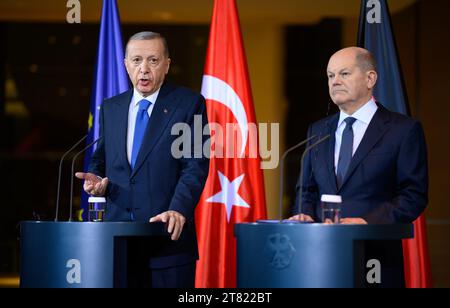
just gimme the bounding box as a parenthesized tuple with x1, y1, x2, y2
(166, 58, 171, 75)
(367, 70, 378, 90)
(124, 58, 129, 73)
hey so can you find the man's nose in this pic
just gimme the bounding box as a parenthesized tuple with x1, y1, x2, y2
(331, 75, 342, 86)
(139, 60, 150, 73)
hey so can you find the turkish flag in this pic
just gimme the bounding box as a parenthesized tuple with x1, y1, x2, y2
(195, 0, 267, 288)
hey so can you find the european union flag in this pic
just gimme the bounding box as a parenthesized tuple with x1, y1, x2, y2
(357, 0, 432, 288)
(81, 0, 129, 220)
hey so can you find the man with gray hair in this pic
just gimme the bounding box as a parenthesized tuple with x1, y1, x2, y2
(290, 47, 428, 287)
(76, 31, 209, 287)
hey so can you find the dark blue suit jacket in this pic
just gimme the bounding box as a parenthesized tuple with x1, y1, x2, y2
(89, 82, 209, 268)
(293, 104, 428, 224)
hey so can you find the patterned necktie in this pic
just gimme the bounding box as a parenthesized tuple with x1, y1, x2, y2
(131, 99, 151, 169)
(336, 117, 356, 188)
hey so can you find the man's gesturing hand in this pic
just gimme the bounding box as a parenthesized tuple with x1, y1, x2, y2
(75, 172, 108, 196)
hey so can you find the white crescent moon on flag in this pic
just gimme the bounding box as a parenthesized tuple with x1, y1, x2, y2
(201, 75, 248, 157)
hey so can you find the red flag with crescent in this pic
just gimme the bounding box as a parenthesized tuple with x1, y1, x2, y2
(195, 0, 267, 288)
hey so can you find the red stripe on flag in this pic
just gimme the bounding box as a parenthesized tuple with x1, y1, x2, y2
(402, 214, 433, 288)
(195, 0, 267, 288)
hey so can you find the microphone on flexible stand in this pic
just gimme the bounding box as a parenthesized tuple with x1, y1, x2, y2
(68, 137, 103, 222)
(278, 135, 317, 221)
(55, 135, 88, 222)
(296, 134, 331, 219)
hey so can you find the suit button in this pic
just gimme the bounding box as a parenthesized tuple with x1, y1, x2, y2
(126, 208, 131, 212)
(130, 179, 135, 184)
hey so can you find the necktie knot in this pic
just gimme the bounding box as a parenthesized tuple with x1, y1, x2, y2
(344, 117, 356, 127)
(138, 99, 151, 111)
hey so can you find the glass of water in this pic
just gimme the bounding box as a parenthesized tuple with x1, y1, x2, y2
(321, 194, 342, 224)
(88, 197, 106, 222)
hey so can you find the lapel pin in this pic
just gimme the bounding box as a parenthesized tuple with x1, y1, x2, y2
(164, 108, 168, 114)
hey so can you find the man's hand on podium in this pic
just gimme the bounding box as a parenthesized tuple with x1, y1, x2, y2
(340, 218, 367, 224)
(75, 172, 109, 196)
(150, 210, 186, 241)
(286, 215, 367, 224)
(287, 213, 314, 222)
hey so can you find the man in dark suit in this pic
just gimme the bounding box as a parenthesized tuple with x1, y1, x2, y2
(290, 46, 428, 224)
(289, 47, 428, 287)
(76, 31, 209, 288)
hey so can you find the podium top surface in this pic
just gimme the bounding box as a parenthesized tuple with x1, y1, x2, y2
(20, 221, 167, 237)
(235, 221, 414, 240)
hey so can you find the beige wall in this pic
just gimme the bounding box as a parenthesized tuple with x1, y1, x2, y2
(417, 0, 450, 287)
(241, 22, 286, 219)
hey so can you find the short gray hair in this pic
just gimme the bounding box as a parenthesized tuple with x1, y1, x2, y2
(355, 49, 377, 72)
(125, 31, 170, 57)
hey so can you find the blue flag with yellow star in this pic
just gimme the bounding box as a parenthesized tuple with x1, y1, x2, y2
(80, 0, 129, 220)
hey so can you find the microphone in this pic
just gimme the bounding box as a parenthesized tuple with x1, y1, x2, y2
(55, 134, 88, 221)
(278, 135, 317, 221)
(68, 136, 103, 222)
(296, 134, 331, 220)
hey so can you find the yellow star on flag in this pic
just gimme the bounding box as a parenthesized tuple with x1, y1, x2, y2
(88, 112, 93, 131)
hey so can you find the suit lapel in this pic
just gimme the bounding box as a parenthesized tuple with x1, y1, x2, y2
(325, 115, 339, 192)
(338, 105, 391, 191)
(131, 83, 180, 178)
(114, 90, 133, 171)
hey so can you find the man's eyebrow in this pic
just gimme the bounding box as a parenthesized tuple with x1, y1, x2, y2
(327, 67, 350, 74)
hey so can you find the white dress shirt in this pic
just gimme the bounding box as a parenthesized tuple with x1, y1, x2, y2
(334, 98, 378, 173)
(126, 88, 160, 165)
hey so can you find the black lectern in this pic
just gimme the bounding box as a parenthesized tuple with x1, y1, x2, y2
(235, 222, 413, 288)
(20, 221, 166, 288)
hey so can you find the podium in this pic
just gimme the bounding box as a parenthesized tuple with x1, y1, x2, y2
(235, 222, 413, 288)
(20, 221, 166, 288)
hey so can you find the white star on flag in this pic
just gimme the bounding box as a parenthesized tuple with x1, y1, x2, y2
(206, 171, 250, 222)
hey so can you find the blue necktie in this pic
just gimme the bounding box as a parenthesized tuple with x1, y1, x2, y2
(336, 117, 356, 188)
(131, 99, 151, 170)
